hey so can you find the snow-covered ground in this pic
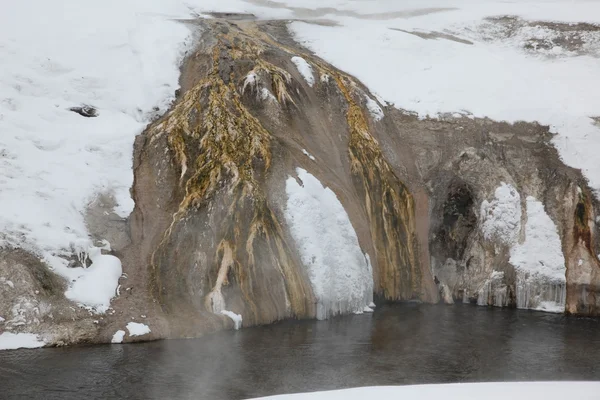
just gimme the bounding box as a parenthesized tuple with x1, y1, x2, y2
(285, 168, 373, 319)
(289, 0, 600, 193)
(249, 382, 600, 400)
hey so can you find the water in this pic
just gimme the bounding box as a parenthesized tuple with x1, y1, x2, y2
(1, 304, 600, 400)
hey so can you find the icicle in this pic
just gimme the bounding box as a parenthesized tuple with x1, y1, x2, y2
(515, 270, 565, 313)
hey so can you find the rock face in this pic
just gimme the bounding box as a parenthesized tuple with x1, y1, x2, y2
(3, 17, 600, 346)
(129, 19, 436, 335)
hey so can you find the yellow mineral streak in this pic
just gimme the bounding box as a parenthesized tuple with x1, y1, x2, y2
(149, 23, 314, 322)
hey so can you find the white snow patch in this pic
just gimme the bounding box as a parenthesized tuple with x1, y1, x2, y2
(221, 310, 243, 330)
(302, 149, 316, 161)
(510, 196, 566, 312)
(291, 56, 315, 87)
(249, 382, 600, 400)
(0, 316, 5, 323)
(63, 244, 122, 313)
(285, 168, 373, 320)
(0, 332, 45, 350)
(368, 302, 376, 308)
(126, 322, 151, 337)
(260, 88, 277, 102)
(365, 96, 384, 121)
(111, 330, 126, 344)
(363, 306, 374, 313)
(510, 197, 566, 283)
(480, 183, 522, 245)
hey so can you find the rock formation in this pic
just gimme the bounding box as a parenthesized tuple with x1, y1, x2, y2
(2, 16, 600, 346)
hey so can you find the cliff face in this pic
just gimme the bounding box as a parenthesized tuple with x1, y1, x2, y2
(3, 16, 600, 346)
(128, 19, 437, 334)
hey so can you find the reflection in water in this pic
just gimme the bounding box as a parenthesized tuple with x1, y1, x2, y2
(1, 304, 600, 400)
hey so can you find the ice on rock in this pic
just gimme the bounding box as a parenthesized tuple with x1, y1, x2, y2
(477, 271, 509, 307)
(291, 56, 315, 87)
(302, 149, 316, 161)
(480, 183, 521, 245)
(111, 330, 125, 344)
(221, 310, 243, 330)
(126, 322, 151, 337)
(510, 197, 566, 312)
(285, 168, 374, 320)
(365, 96, 384, 121)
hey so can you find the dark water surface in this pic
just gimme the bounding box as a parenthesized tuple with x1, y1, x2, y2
(2, 304, 600, 400)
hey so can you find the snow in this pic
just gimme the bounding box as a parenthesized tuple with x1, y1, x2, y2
(477, 271, 508, 307)
(291, 56, 315, 87)
(480, 183, 521, 245)
(365, 96, 384, 121)
(0, 316, 4, 322)
(249, 382, 600, 400)
(0, 332, 45, 350)
(126, 322, 151, 337)
(221, 310, 243, 330)
(0, 0, 292, 312)
(64, 244, 122, 313)
(285, 168, 373, 320)
(111, 330, 126, 344)
(510, 196, 566, 312)
(289, 0, 600, 193)
(302, 149, 316, 161)
(510, 197, 566, 283)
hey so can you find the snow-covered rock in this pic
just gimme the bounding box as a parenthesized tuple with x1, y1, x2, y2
(291, 56, 315, 87)
(480, 183, 521, 245)
(285, 168, 373, 319)
(126, 322, 151, 337)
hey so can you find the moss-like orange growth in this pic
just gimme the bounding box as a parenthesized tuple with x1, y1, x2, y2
(147, 24, 314, 325)
(333, 75, 422, 300)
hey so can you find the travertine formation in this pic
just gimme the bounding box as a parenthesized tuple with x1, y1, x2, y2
(2, 17, 600, 346)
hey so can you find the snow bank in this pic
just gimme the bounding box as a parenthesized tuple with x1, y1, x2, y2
(291, 56, 315, 87)
(221, 310, 243, 330)
(510, 196, 566, 312)
(480, 183, 521, 245)
(289, 1, 600, 193)
(64, 244, 122, 313)
(126, 322, 151, 337)
(0, 332, 45, 350)
(249, 382, 600, 400)
(285, 168, 373, 319)
(111, 330, 126, 344)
